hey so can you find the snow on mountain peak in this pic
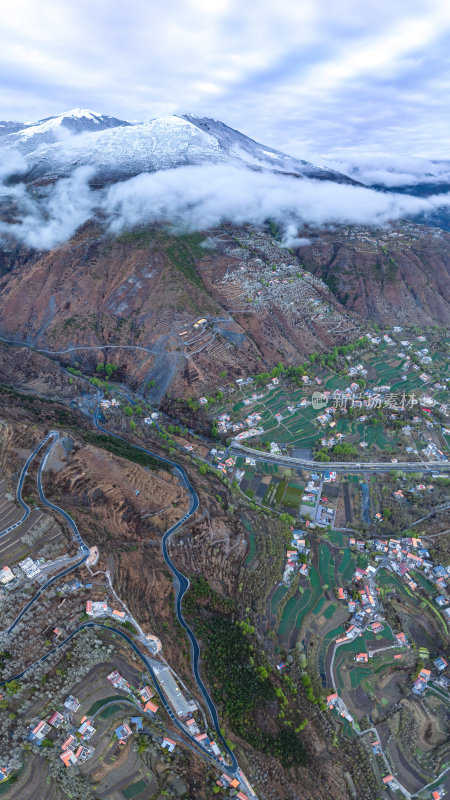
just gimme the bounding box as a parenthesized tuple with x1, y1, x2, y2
(0, 109, 357, 186)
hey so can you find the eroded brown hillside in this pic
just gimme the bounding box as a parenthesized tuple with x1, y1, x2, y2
(0, 221, 448, 401)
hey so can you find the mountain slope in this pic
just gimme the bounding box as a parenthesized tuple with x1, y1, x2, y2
(2, 108, 129, 155)
(0, 221, 448, 401)
(1, 110, 357, 185)
(182, 115, 355, 182)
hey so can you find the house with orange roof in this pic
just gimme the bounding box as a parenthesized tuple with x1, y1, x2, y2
(0, 566, 14, 585)
(31, 720, 51, 740)
(355, 653, 368, 663)
(143, 700, 159, 714)
(60, 750, 77, 766)
(48, 711, 64, 728)
(139, 686, 155, 701)
(61, 734, 77, 751)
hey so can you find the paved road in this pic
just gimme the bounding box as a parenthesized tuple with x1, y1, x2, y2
(0, 620, 237, 776)
(229, 443, 450, 474)
(7, 433, 89, 635)
(1, 426, 240, 777)
(93, 411, 239, 772)
(0, 433, 54, 537)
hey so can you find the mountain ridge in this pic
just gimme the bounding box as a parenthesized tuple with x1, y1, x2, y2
(1, 108, 358, 186)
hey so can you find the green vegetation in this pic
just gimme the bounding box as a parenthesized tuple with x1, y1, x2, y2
(185, 578, 306, 767)
(82, 432, 168, 471)
(122, 780, 148, 799)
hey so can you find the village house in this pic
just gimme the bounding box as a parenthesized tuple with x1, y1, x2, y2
(0, 565, 15, 584)
(61, 734, 77, 751)
(433, 656, 448, 672)
(115, 722, 132, 741)
(63, 695, 80, 712)
(162, 737, 177, 752)
(60, 750, 77, 766)
(48, 711, 64, 728)
(86, 600, 108, 617)
(30, 720, 51, 741)
(355, 653, 368, 663)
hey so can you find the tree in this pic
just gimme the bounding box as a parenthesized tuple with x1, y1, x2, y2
(129, 420, 136, 431)
(105, 363, 118, 378)
(198, 464, 207, 475)
(124, 406, 133, 417)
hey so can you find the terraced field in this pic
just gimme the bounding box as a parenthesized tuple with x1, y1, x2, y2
(338, 549, 355, 582)
(270, 584, 288, 615)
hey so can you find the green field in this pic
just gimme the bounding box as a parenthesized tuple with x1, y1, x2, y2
(99, 703, 124, 719)
(376, 568, 414, 600)
(278, 594, 307, 639)
(327, 531, 344, 546)
(88, 695, 128, 715)
(295, 566, 323, 630)
(282, 482, 305, 508)
(271, 584, 288, 615)
(350, 665, 371, 689)
(338, 549, 355, 582)
(323, 603, 338, 620)
(122, 780, 148, 799)
(313, 597, 326, 615)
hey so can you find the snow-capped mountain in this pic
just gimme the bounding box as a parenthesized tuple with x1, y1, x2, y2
(1, 109, 357, 185)
(182, 115, 352, 182)
(0, 121, 26, 138)
(2, 108, 129, 154)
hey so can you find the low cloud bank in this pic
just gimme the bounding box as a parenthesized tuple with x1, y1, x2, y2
(1, 159, 450, 250)
(318, 152, 450, 188)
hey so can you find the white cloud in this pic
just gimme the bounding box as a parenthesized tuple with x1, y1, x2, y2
(2, 161, 450, 250)
(316, 152, 450, 187)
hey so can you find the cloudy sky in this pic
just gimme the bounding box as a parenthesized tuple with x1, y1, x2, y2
(2, 0, 450, 160)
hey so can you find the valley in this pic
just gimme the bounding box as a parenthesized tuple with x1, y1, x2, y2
(0, 109, 448, 800)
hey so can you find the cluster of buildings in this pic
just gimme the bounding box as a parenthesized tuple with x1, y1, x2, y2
(85, 603, 162, 653)
(326, 692, 354, 723)
(216, 772, 250, 799)
(86, 599, 127, 621)
(349, 535, 450, 621)
(412, 667, 432, 696)
(0, 557, 41, 586)
(29, 695, 95, 768)
(107, 671, 159, 715)
(282, 529, 310, 583)
(108, 668, 231, 766)
(99, 398, 120, 409)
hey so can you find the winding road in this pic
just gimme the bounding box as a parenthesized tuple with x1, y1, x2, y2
(1, 422, 239, 776)
(92, 412, 238, 767)
(0, 433, 53, 537)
